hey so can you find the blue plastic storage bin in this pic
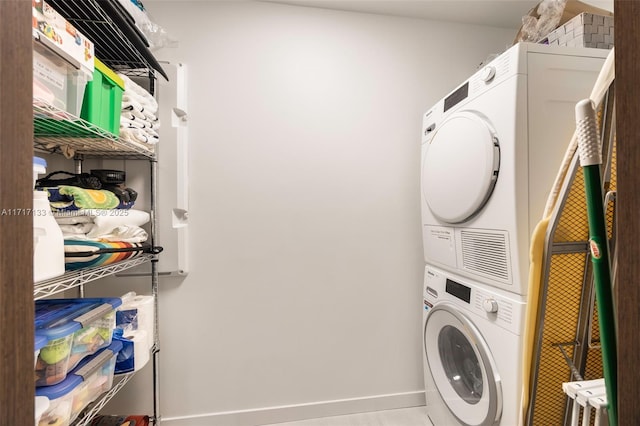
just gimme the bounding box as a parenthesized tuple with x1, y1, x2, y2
(36, 340, 123, 426)
(34, 297, 122, 387)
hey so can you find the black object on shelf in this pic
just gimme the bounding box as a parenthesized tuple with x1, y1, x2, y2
(44, 0, 168, 81)
(108, 0, 150, 47)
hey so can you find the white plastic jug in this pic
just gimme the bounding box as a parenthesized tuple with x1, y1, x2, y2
(33, 157, 46, 190)
(33, 191, 65, 282)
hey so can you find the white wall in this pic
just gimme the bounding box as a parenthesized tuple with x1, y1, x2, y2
(100, 2, 515, 424)
(581, 0, 614, 12)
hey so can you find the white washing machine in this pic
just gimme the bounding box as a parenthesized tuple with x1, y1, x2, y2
(422, 264, 526, 426)
(421, 43, 608, 295)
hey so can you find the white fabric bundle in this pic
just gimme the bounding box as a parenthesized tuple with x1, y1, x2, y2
(53, 209, 151, 242)
(117, 73, 160, 147)
(118, 73, 158, 111)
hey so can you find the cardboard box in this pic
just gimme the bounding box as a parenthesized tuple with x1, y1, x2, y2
(32, 0, 94, 74)
(513, 0, 613, 45)
(544, 12, 614, 49)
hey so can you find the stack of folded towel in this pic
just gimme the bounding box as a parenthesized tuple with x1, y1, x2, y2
(117, 73, 160, 146)
(54, 209, 151, 243)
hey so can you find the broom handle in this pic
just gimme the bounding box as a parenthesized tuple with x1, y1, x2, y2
(575, 99, 617, 426)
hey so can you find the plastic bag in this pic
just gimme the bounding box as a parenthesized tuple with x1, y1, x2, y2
(518, 0, 567, 43)
(118, 0, 178, 51)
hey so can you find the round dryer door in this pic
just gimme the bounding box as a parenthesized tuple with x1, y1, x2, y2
(424, 303, 502, 426)
(422, 111, 500, 224)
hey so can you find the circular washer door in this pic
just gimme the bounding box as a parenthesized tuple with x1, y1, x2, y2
(424, 303, 502, 426)
(422, 111, 500, 224)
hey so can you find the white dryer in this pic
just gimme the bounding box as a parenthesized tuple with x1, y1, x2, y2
(422, 264, 526, 426)
(421, 43, 608, 295)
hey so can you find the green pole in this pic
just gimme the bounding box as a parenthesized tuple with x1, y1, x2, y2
(576, 99, 617, 426)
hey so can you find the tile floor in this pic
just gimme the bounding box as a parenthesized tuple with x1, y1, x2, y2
(262, 406, 431, 426)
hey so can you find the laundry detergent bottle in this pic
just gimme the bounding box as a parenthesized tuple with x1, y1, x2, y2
(33, 157, 64, 282)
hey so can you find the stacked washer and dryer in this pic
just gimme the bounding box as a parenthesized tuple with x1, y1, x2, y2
(420, 43, 608, 426)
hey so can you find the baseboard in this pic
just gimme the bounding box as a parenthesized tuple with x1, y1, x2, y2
(161, 390, 426, 426)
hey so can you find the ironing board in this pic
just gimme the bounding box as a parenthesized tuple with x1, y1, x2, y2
(521, 49, 616, 426)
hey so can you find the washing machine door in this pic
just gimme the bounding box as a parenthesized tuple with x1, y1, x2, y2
(422, 111, 500, 224)
(424, 303, 502, 426)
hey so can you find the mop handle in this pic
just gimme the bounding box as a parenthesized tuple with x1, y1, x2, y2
(575, 98, 618, 426)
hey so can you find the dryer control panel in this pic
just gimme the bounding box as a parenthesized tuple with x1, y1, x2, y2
(422, 46, 517, 143)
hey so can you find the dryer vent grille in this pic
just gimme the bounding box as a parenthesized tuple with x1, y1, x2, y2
(460, 230, 510, 282)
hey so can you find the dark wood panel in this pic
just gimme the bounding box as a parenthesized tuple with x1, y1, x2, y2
(614, 1, 640, 424)
(0, 1, 34, 424)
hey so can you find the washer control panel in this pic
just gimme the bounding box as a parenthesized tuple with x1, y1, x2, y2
(423, 265, 525, 335)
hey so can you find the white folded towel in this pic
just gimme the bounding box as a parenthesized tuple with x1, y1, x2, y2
(121, 117, 148, 130)
(53, 210, 100, 220)
(118, 73, 158, 112)
(122, 98, 146, 114)
(142, 110, 158, 122)
(122, 107, 146, 121)
(120, 128, 159, 145)
(55, 215, 95, 225)
(95, 225, 149, 243)
(59, 223, 95, 234)
(144, 128, 159, 139)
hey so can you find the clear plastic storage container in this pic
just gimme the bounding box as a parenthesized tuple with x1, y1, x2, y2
(34, 297, 122, 387)
(35, 334, 48, 368)
(33, 41, 91, 116)
(35, 340, 122, 426)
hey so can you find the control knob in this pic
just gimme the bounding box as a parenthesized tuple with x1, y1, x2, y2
(480, 66, 496, 83)
(483, 298, 498, 313)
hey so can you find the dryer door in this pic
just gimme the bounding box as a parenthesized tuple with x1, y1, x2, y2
(424, 303, 502, 426)
(422, 111, 500, 224)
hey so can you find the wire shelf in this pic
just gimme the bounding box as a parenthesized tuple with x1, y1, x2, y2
(30, 3, 163, 424)
(34, 99, 156, 160)
(34, 254, 154, 300)
(71, 372, 136, 426)
(43, 0, 151, 73)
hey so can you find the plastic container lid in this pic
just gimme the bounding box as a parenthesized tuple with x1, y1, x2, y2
(33, 156, 47, 169)
(35, 334, 48, 351)
(35, 370, 82, 399)
(35, 340, 123, 399)
(95, 58, 125, 90)
(35, 298, 123, 341)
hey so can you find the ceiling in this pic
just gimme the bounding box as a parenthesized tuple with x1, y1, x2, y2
(263, 0, 613, 29)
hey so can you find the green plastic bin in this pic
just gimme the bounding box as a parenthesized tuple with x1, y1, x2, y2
(80, 59, 124, 136)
